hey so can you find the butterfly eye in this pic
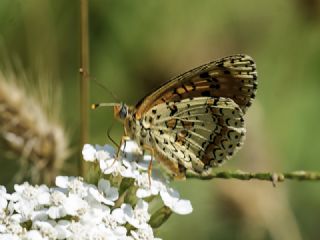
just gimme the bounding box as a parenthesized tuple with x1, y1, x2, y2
(119, 104, 128, 119)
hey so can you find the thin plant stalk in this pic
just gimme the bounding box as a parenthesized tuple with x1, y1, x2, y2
(79, 0, 90, 176)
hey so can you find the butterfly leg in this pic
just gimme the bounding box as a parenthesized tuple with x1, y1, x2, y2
(142, 144, 154, 186)
(106, 120, 119, 148)
(110, 135, 131, 167)
(116, 135, 131, 158)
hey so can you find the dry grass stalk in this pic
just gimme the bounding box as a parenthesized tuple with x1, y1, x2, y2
(0, 67, 69, 185)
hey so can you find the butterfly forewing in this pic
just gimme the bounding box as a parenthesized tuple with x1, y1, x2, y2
(135, 54, 257, 119)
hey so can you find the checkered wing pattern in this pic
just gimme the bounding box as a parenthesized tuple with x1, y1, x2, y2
(143, 97, 245, 175)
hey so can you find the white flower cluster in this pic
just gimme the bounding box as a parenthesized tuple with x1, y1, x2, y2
(83, 141, 192, 214)
(0, 141, 192, 239)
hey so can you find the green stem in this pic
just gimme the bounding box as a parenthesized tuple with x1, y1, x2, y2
(124, 184, 138, 206)
(186, 170, 320, 183)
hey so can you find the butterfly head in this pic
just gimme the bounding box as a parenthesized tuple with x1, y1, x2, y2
(114, 103, 129, 121)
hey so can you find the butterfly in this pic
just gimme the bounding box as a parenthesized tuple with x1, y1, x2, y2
(94, 54, 257, 178)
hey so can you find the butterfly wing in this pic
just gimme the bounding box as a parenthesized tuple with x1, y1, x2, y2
(144, 97, 245, 175)
(135, 54, 257, 119)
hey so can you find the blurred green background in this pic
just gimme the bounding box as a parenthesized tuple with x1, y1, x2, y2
(1, 0, 320, 239)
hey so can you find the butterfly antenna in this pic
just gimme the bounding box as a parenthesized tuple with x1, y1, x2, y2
(92, 79, 120, 102)
(107, 120, 119, 148)
(91, 102, 119, 109)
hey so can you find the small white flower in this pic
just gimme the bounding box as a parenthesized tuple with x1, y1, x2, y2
(0, 217, 6, 233)
(99, 157, 121, 175)
(80, 203, 127, 238)
(121, 141, 152, 171)
(111, 208, 126, 225)
(66, 221, 88, 239)
(54, 220, 72, 239)
(87, 225, 116, 240)
(120, 155, 150, 179)
(95, 144, 117, 170)
(23, 230, 43, 240)
(63, 194, 88, 217)
(92, 143, 146, 178)
(100, 208, 127, 237)
(12, 201, 33, 222)
(32, 221, 58, 239)
(160, 188, 193, 215)
(0, 206, 22, 232)
(96, 144, 116, 160)
(99, 155, 137, 178)
(30, 209, 48, 222)
(55, 176, 88, 198)
(5, 220, 24, 235)
(121, 141, 142, 159)
(0, 186, 10, 211)
(82, 143, 117, 163)
(11, 183, 50, 222)
(82, 144, 97, 162)
(135, 172, 166, 199)
(130, 224, 161, 240)
(122, 199, 150, 229)
(95, 150, 111, 162)
(47, 190, 67, 219)
(89, 179, 119, 206)
(12, 182, 50, 206)
(119, 160, 138, 178)
(81, 204, 109, 226)
(0, 234, 20, 240)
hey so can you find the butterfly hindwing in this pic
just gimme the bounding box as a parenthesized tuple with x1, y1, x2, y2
(144, 97, 245, 175)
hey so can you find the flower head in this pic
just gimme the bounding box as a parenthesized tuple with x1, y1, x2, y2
(122, 199, 150, 229)
(89, 179, 119, 206)
(0, 142, 193, 239)
(130, 225, 162, 240)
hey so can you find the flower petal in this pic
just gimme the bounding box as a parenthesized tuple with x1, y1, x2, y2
(82, 144, 97, 162)
(172, 199, 193, 215)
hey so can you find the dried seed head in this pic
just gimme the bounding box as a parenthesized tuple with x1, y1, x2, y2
(0, 66, 70, 185)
